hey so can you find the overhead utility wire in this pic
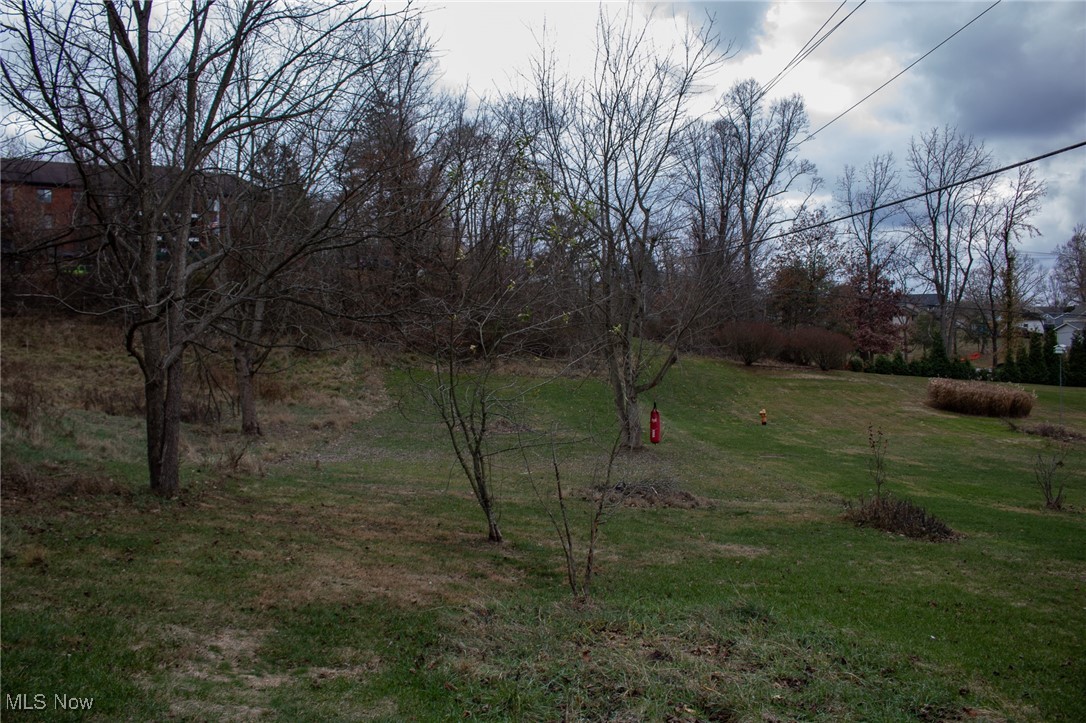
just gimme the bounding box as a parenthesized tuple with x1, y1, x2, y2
(760, 1, 867, 100)
(800, 0, 1001, 144)
(759, 1, 847, 96)
(758, 140, 1086, 245)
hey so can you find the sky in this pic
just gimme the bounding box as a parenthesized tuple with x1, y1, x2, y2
(421, 0, 1086, 262)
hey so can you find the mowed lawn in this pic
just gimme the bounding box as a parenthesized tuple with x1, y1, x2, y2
(2, 315, 1084, 721)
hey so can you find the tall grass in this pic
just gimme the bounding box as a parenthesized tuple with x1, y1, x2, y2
(927, 377, 1035, 417)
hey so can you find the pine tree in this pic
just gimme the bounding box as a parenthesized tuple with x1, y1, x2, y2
(1066, 332, 1086, 387)
(1043, 328, 1060, 386)
(1025, 332, 1048, 384)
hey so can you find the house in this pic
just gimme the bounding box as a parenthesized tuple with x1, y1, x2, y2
(1017, 315, 1046, 335)
(1048, 305, 1086, 349)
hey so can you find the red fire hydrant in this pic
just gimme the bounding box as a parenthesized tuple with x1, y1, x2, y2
(759, 408, 767, 425)
(649, 402, 661, 444)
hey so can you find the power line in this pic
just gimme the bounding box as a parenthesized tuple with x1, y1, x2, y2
(801, 0, 1002, 144)
(761, 1, 867, 100)
(761, 140, 1086, 244)
(760, 1, 847, 97)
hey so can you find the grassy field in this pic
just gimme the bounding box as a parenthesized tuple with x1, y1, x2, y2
(2, 314, 1084, 721)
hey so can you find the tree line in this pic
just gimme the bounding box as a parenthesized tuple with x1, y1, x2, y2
(3, 1, 1083, 498)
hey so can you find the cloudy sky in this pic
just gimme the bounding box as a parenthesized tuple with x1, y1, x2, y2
(423, 0, 1086, 261)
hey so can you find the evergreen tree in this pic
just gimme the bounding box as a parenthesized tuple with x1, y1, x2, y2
(1043, 328, 1060, 385)
(926, 330, 952, 378)
(1000, 346, 1020, 382)
(1024, 332, 1048, 384)
(1065, 332, 1086, 387)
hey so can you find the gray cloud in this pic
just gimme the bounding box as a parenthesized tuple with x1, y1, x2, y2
(651, 1, 771, 57)
(921, 1, 1086, 142)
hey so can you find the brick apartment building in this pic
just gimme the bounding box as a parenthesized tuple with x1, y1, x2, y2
(1, 157, 232, 308)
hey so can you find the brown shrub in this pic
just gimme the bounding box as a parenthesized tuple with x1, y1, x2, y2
(927, 378, 1034, 418)
(4, 376, 49, 427)
(844, 495, 958, 542)
(712, 322, 784, 366)
(78, 385, 143, 416)
(256, 376, 290, 402)
(1006, 421, 1086, 443)
(1, 461, 131, 501)
(786, 326, 854, 370)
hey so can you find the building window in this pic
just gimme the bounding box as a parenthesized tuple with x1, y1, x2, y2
(40, 213, 54, 229)
(36, 188, 52, 204)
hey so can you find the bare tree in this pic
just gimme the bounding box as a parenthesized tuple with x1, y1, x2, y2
(967, 166, 1045, 365)
(677, 80, 818, 335)
(835, 153, 904, 360)
(904, 125, 996, 355)
(209, 136, 319, 436)
(409, 98, 576, 542)
(719, 79, 819, 303)
(1054, 224, 1086, 307)
(679, 119, 750, 325)
(1, 0, 419, 496)
(529, 8, 723, 448)
(766, 207, 843, 331)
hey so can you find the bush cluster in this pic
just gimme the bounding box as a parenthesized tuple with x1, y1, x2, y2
(844, 495, 957, 542)
(864, 330, 1086, 387)
(712, 322, 852, 370)
(865, 331, 977, 380)
(927, 378, 1035, 418)
(999, 329, 1086, 386)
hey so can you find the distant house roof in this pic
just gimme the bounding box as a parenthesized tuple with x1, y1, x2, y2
(901, 293, 940, 311)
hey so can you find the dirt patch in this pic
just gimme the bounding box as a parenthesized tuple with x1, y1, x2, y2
(580, 477, 714, 509)
(708, 542, 769, 558)
(160, 626, 290, 718)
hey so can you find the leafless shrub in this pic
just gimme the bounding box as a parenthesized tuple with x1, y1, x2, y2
(1, 459, 37, 494)
(1004, 421, 1086, 443)
(215, 438, 263, 478)
(3, 377, 56, 444)
(1, 462, 130, 501)
(867, 426, 889, 498)
(180, 397, 222, 425)
(5, 377, 48, 426)
(927, 378, 1034, 418)
(713, 321, 785, 366)
(787, 327, 854, 371)
(844, 495, 958, 542)
(1033, 442, 1070, 510)
(78, 385, 143, 417)
(524, 433, 623, 600)
(256, 376, 290, 403)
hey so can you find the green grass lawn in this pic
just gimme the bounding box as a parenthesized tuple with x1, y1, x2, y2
(2, 317, 1084, 721)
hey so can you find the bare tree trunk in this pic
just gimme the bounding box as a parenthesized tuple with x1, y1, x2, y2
(616, 393, 642, 449)
(482, 500, 502, 543)
(142, 336, 184, 498)
(607, 346, 642, 449)
(232, 341, 262, 436)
